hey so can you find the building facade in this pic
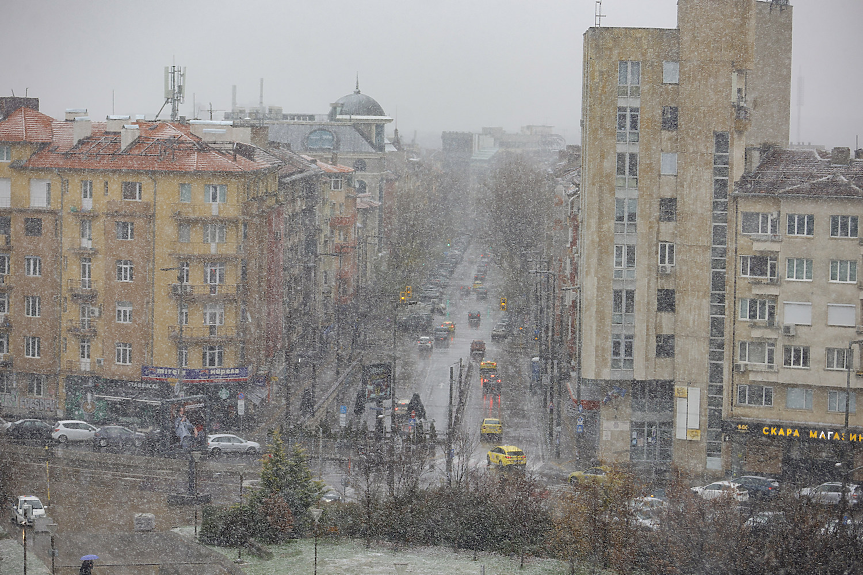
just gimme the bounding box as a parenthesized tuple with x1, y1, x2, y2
(578, 0, 792, 477)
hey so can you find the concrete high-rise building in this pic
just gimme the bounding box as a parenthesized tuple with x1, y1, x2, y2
(578, 0, 792, 477)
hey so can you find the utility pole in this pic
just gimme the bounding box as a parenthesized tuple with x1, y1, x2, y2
(447, 365, 454, 487)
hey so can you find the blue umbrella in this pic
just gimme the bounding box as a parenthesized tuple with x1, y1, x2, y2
(80, 555, 99, 561)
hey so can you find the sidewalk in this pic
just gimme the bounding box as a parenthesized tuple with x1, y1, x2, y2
(0, 525, 50, 575)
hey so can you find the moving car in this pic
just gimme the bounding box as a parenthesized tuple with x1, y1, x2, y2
(487, 445, 526, 467)
(92, 425, 145, 451)
(417, 336, 433, 354)
(6, 419, 54, 443)
(732, 475, 780, 500)
(52, 420, 99, 443)
(11, 495, 45, 526)
(480, 418, 502, 442)
(474, 286, 488, 300)
(470, 340, 486, 361)
(441, 321, 455, 333)
(207, 434, 261, 457)
(468, 310, 481, 328)
(569, 466, 612, 485)
(491, 323, 510, 341)
(433, 326, 450, 348)
(798, 482, 861, 506)
(692, 480, 749, 502)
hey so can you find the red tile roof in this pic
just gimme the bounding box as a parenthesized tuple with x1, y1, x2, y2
(735, 148, 863, 198)
(0, 107, 55, 143)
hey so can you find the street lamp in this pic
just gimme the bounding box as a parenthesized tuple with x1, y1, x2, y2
(310, 507, 323, 575)
(840, 339, 863, 527)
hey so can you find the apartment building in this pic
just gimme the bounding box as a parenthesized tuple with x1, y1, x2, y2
(725, 146, 863, 481)
(578, 0, 792, 476)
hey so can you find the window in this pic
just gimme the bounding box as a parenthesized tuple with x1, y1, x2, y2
(178, 223, 191, 243)
(178, 346, 188, 368)
(616, 106, 639, 143)
(178, 261, 190, 284)
(739, 341, 776, 366)
(330, 176, 343, 191)
(204, 303, 225, 326)
(0, 293, 7, 314)
(115, 343, 132, 365)
(81, 180, 93, 207)
(203, 223, 227, 244)
(827, 303, 856, 327)
(660, 152, 678, 176)
(28, 375, 44, 397)
(116, 260, 133, 282)
(657, 289, 676, 312)
(826, 347, 850, 371)
(205, 262, 225, 285)
(80, 339, 90, 361)
(614, 198, 637, 233)
(353, 159, 367, 172)
(205, 184, 227, 204)
(356, 180, 367, 194)
(29, 179, 50, 207)
(0, 333, 7, 354)
(24, 296, 40, 318)
(115, 221, 134, 240)
(24, 256, 41, 277)
(0, 145, 10, 161)
(616, 152, 638, 188)
(739, 298, 776, 324)
(0, 179, 10, 207)
(742, 212, 779, 235)
(658, 242, 675, 266)
(179, 183, 192, 203)
(784, 302, 812, 326)
(611, 333, 634, 370)
(0, 254, 9, 275)
(661, 106, 678, 130)
(618, 61, 640, 96)
(656, 335, 675, 358)
(202, 345, 224, 367)
(786, 388, 813, 410)
(612, 289, 635, 325)
(307, 130, 335, 149)
(24, 218, 42, 236)
(178, 303, 189, 326)
(828, 390, 856, 413)
(783, 345, 810, 368)
(116, 302, 132, 323)
(662, 61, 680, 84)
(830, 260, 857, 283)
(740, 255, 777, 279)
(80, 257, 92, 289)
(787, 214, 814, 236)
(738, 384, 773, 407)
(613, 244, 636, 279)
(786, 258, 813, 281)
(659, 198, 677, 222)
(121, 181, 142, 201)
(24, 336, 40, 358)
(830, 215, 858, 238)
(80, 220, 92, 243)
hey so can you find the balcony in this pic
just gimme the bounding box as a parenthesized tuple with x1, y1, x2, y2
(64, 359, 103, 375)
(169, 283, 242, 301)
(329, 214, 357, 228)
(67, 279, 98, 301)
(168, 325, 239, 342)
(334, 241, 357, 254)
(748, 276, 780, 295)
(106, 200, 153, 218)
(69, 206, 99, 218)
(750, 234, 781, 252)
(171, 203, 240, 221)
(169, 242, 243, 259)
(67, 319, 98, 336)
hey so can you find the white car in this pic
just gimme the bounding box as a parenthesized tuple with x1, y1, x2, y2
(799, 482, 861, 506)
(12, 495, 45, 525)
(692, 480, 749, 502)
(207, 434, 260, 457)
(52, 420, 99, 443)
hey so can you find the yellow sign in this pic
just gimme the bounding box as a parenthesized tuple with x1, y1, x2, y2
(686, 429, 701, 441)
(674, 386, 688, 398)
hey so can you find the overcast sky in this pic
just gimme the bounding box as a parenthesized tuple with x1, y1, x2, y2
(4, 0, 861, 149)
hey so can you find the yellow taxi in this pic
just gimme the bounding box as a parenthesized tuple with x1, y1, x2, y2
(441, 321, 456, 333)
(487, 445, 526, 467)
(472, 280, 483, 290)
(480, 418, 502, 441)
(568, 465, 612, 485)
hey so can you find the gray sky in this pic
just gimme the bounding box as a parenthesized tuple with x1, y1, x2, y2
(4, 0, 861, 149)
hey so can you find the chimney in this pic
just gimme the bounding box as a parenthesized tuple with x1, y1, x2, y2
(744, 146, 762, 174)
(106, 115, 130, 133)
(855, 149, 863, 160)
(831, 147, 851, 166)
(72, 117, 92, 146)
(120, 124, 139, 150)
(65, 108, 87, 121)
(331, 152, 338, 166)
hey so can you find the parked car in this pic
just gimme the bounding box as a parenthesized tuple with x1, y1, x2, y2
(487, 445, 526, 467)
(52, 420, 99, 443)
(692, 480, 749, 502)
(11, 495, 45, 526)
(630, 495, 667, 531)
(745, 511, 790, 535)
(92, 425, 144, 451)
(480, 418, 502, 442)
(799, 482, 861, 506)
(6, 419, 54, 443)
(207, 434, 261, 457)
(569, 465, 612, 485)
(732, 475, 780, 500)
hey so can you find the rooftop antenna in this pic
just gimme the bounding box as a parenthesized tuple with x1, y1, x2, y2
(355, 73, 360, 94)
(157, 64, 186, 121)
(595, 0, 606, 27)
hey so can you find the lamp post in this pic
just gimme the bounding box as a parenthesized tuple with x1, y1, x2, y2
(841, 339, 863, 527)
(310, 507, 323, 575)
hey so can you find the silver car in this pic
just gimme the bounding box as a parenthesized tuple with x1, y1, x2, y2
(207, 433, 260, 457)
(52, 420, 99, 443)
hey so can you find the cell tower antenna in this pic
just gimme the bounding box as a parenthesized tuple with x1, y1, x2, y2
(595, 0, 606, 27)
(157, 64, 186, 121)
(796, 68, 804, 145)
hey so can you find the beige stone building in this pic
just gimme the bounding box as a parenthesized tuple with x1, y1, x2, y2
(578, 0, 792, 477)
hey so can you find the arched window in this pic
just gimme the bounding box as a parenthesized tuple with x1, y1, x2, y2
(353, 159, 367, 172)
(307, 130, 334, 149)
(356, 180, 367, 194)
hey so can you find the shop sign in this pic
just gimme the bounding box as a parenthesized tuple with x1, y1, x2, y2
(727, 420, 863, 445)
(1, 393, 57, 413)
(141, 365, 250, 384)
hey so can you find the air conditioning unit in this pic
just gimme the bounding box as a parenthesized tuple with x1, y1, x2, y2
(782, 324, 796, 336)
(95, 358, 104, 366)
(734, 363, 748, 373)
(658, 264, 673, 275)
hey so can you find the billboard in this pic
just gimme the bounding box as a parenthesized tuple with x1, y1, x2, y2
(362, 363, 392, 401)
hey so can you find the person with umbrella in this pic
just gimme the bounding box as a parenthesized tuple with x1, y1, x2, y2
(80, 554, 98, 574)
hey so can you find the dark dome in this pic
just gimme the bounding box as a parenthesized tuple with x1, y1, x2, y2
(334, 89, 386, 117)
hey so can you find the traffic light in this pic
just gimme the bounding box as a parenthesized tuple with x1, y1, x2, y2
(500, 297, 507, 311)
(405, 285, 412, 298)
(400, 291, 406, 303)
